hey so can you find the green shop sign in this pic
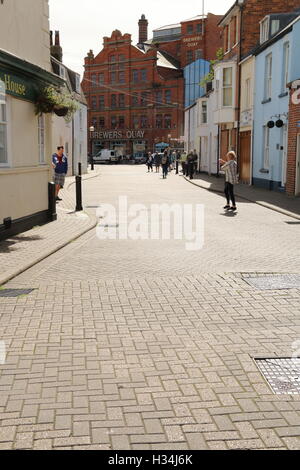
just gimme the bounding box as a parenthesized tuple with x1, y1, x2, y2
(0, 70, 38, 102)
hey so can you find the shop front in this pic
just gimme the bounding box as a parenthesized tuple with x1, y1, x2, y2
(90, 129, 149, 158)
(0, 49, 64, 239)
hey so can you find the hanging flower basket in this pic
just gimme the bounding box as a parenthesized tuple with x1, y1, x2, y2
(54, 106, 69, 117)
(34, 86, 78, 122)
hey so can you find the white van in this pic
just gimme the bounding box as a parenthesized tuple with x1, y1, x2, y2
(93, 149, 116, 164)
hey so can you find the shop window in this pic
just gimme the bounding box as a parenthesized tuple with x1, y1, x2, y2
(164, 114, 171, 129)
(38, 114, 45, 164)
(0, 81, 7, 165)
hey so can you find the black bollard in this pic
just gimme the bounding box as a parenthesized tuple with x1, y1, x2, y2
(48, 182, 57, 221)
(176, 160, 179, 175)
(76, 163, 83, 212)
(91, 156, 94, 171)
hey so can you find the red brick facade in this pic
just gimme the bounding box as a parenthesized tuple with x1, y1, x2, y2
(287, 85, 300, 196)
(82, 29, 184, 157)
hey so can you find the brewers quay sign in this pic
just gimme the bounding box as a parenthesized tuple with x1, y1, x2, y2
(91, 130, 146, 140)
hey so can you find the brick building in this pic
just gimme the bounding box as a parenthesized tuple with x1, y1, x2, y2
(82, 13, 223, 158)
(287, 81, 300, 196)
(217, 0, 300, 184)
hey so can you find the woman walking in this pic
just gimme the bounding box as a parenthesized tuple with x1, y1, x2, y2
(219, 151, 238, 212)
(146, 152, 153, 172)
(161, 151, 170, 179)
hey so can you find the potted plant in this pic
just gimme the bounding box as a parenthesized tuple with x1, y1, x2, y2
(35, 86, 78, 121)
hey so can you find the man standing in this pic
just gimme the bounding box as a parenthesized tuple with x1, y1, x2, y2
(52, 146, 68, 202)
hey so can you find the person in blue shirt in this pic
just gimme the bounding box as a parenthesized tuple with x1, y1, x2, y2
(52, 146, 68, 202)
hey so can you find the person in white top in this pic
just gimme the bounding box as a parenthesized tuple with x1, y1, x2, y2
(219, 151, 238, 212)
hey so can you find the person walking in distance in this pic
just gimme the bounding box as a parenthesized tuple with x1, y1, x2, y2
(180, 151, 187, 175)
(161, 151, 170, 179)
(52, 146, 68, 202)
(154, 152, 161, 173)
(146, 152, 153, 172)
(219, 151, 238, 212)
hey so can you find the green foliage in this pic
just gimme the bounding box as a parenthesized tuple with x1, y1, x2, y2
(35, 86, 79, 122)
(200, 48, 224, 88)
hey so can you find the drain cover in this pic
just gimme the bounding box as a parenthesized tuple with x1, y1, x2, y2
(255, 358, 300, 395)
(244, 275, 300, 290)
(0, 288, 35, 298)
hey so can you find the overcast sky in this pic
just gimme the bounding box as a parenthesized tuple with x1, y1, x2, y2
(49, 0, 233, 76)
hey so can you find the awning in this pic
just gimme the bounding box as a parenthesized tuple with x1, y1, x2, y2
(155, 142, 169, 149)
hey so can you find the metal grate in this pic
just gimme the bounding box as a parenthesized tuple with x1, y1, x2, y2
(0, 288, 35, 298)
(255, 358, 300, 395)
(243, 274, 300, 290)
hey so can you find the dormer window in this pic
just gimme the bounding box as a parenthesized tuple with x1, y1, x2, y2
(260, 16, 270, 44)
(271, 19, 280, 36)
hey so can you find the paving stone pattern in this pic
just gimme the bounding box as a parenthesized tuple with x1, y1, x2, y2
(0, 166, 300, 450)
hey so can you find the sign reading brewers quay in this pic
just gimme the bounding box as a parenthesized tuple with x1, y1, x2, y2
(92, 130, 146, 140)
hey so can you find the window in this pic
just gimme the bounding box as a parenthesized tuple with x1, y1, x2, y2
(111, 94, 117, 108)
(133, 115, 139, 129)
(38, 114, 45, 164)
(119, 116, 125, 129)
(187, 25, 193, 35)
(201, 101, 207, 124)
(156, 114, 163, 128)
(92, 117, 97, 128)
(282, 42, 290, 93)
(133, 70, 139, 82)
(119, 54, 125, 62)
(99, 73, 104, 85)
(141, 115, 148, 128)
(99, 95, 105, 110)
(222, 67, 233, 107)
(79, 109, 83, 130)
(119, 94, 125, 108)
(141, 69, 147, 82)
(224, 25, 229, 52)
(91, 74, 97, 87)
(232, 16, 237, 46)
(111, 116, 117, 128)
(119, 71, 125, 83)
(59, 64, 66, 80)
(264, 53, 272, 100)
(165, 90, 171, 104)
(164, 114, 171, 129)
(187, 51, 194, 64)
(91, 96, 97, 110)
(271, 20, 280, 36)
(195, 50, 203, 60)
(75, 74, 81, 93)
(196, 23, 203, 34)
(227, 23, 231, 51)
(263, 126, 270, 169)
(156, 91, 163, 105)
(141, 92, 148, 106)
(260, 17, 270, 44)
(99, 117, 105, 128)
(0, 82, 7, 165)
(132, 94, 139, 107)
(110, 71, 116, 83)
(110, 55, 116, 63)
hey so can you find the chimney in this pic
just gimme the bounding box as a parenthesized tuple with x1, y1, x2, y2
(51, 30, 63, 62)
(138, 14, 148, 44)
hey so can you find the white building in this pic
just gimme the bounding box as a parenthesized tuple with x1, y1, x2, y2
(196, 89, 219, 175)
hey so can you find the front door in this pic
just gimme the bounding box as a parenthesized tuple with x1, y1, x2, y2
(239, 131, 251, 184)
(281, 125, 288, 188)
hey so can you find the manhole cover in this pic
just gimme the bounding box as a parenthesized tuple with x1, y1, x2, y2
(244, 274, 300, 290)
(255, 358, 300, 395)
(0, 288, 35, 298)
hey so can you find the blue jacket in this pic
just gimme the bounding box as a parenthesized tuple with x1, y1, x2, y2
(52, 153, 68, 174)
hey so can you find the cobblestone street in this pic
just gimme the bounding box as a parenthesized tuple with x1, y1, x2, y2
(1, 166, 300, 450)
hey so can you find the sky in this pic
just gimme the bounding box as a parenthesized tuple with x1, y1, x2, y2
(49, 0, 233, 77)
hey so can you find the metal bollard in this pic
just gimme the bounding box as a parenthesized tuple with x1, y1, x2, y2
(176, 160, 179, 175)
(91, 157, 94, 171)
(76, 163, 83, 212)
(48, 182, 57, 221)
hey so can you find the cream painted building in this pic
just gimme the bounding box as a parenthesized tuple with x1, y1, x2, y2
(239, 55, 255, 183)
(0, 0, 64, 239)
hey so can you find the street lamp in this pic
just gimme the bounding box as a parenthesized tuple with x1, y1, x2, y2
(89, 126, 95, 170)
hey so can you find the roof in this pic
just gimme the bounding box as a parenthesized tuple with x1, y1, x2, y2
(181, 15, 207, 23)
(254, 13, 300, 56)
(156, 51, 178, 69)
(153, 23, 181, 32)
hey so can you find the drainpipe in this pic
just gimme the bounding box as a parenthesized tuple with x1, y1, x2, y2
(237, 5, 244, 174)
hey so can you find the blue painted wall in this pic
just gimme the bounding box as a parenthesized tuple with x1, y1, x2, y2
(253, 18, 300, 190)
(184, 59, 210, 109)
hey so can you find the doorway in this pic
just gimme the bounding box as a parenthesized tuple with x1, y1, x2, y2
(280, 125, 288, 188)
